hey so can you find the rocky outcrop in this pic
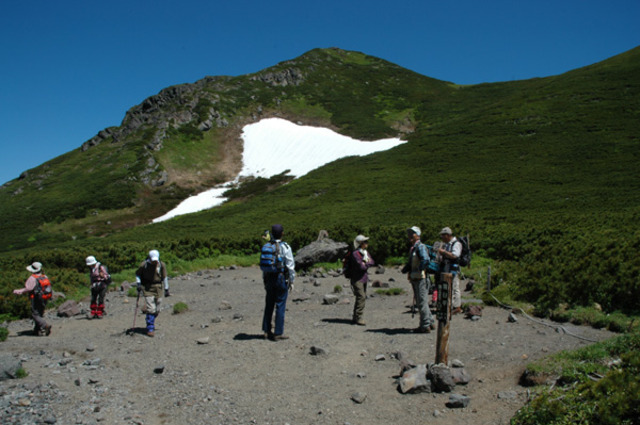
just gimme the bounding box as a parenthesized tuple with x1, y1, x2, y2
(250, 68, 304, 87)
(294, 238, 349, 270)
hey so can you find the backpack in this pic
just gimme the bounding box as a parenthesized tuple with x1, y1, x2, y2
(260, 242, 284, 273)
(341, 248, 354, 279)
(101, 264, 112, 285)
(32, 275, 53, 301)
(457, 235, 471, 267)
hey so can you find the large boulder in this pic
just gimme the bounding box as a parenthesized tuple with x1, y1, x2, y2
(57, 300, 81, 317)
(0, 354, 22, 380)
(295, 237, 348, 270)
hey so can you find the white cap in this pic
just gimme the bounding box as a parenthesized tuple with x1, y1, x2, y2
(440, 227, 453, 235)
(149, 250, 160, 261)
(407, 226, 421, 236)
(86, 256, 97, 266)
(354, 234, 369, 249)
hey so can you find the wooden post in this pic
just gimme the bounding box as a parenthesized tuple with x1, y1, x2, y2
(435, 273, 453, 365)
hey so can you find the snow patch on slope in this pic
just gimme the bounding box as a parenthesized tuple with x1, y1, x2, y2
(153, 118, 406, 222)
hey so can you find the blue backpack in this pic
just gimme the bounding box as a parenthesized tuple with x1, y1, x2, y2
(260, 242, 284, 273)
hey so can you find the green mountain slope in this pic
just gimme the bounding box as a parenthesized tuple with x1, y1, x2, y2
(1, 46, 639, 314)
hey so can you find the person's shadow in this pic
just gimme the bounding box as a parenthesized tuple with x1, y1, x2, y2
(233, 333, 266, 341)
(321, 318, 354, 325)
(366, 327, 414, 335)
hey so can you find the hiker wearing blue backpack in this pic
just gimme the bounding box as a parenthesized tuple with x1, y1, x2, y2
(402, 227, 436, 333)
(437, 227, 463, 314)
(260, 224, 295, 341)
(349, 234, 375, 326)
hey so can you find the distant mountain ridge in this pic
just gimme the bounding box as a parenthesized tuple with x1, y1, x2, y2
(0, 46, 638, 252)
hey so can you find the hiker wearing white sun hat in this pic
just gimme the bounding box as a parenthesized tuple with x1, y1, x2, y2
(86, 255, 111, 319)
(135, 250, 168, 337)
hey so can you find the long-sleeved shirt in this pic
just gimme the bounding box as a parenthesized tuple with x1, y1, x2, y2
(351, 249, 375, 284)
(14, 274, 39, 295)
(273, 239, 296, 283)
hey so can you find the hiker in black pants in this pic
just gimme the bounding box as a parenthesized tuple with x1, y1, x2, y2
(86, 255, 110, 319)
(13, 262, 52, 336)
(261, 224, 296, 341)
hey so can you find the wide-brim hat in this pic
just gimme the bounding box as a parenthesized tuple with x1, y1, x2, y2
(26, 262, 42, 273)
(86, 255, 97, 266)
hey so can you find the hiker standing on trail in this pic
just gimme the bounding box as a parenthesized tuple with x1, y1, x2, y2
(86, 256, 110, 319)
(350, 234, 375, 326)
(135, 250, 168, 337)
(437, 227, 462, 314)
(402, 227, 435, 333)
(13, 262, 52, 336)
(260, 224, 295, 341)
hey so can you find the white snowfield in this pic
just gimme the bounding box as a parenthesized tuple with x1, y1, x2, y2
(152, 118, 406, 223)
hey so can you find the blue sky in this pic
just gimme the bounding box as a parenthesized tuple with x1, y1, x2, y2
(1, 0, 638, 185)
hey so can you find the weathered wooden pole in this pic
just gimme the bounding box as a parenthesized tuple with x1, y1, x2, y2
(435, 272, 453, 365)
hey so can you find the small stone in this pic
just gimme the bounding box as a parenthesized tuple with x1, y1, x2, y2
(351, 392, 367, 404)
(154, 365, 165, 374)
(197, 337, 210, 345)
(356, 372, 366, 378)
(375, 354, 386, 361)
(211, 316, 223, 323)
(219, 301, 232, 310)
(323, 294, 339, 305)
(508, 313, 518, 323)
(451, 359, 465, 368)
(446, 393, 470, 408)
(310, 346, 328, 356)
(232, 313, 244, 321)
(86, 344, 96, 352)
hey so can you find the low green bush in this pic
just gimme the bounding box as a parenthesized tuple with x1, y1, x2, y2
(0, 327, 8, 342)
(173, 302, 188, 314)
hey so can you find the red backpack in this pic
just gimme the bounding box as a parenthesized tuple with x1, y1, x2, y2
(31, 275, 52, 300)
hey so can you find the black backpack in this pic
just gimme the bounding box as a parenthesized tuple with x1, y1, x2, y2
(342, 248, 354, 279)
(457, 235, 471, 267)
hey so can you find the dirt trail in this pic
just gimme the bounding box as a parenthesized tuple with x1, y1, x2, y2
(2, 266, 612, 425)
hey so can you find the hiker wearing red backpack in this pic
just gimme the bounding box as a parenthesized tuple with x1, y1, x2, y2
(13, 262, 52, 336)
(349, 234, 375, 326)
(86, 256, 111, 319)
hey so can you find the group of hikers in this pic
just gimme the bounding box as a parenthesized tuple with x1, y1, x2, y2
(13, 250, 171, 338)
(14, 224, 465, 340)
(259, 224, 465, 340)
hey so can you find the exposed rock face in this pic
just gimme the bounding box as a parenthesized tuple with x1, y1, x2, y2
(250, 68, 304, 87)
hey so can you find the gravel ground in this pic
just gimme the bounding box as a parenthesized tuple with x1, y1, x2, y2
(1, 266, 613, 425)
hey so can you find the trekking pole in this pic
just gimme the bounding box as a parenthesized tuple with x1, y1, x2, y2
(129, 289, 141, 335)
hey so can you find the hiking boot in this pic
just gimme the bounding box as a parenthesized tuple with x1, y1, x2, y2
(44, 324, 52, 336)
(430, 323, 436, 330)
(452, 307, 463, 315)
(272, 334, 289, 341)
(355, 320, 366, 326)
(413, 327, 430, 334)
(147, 331, 155, 337)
